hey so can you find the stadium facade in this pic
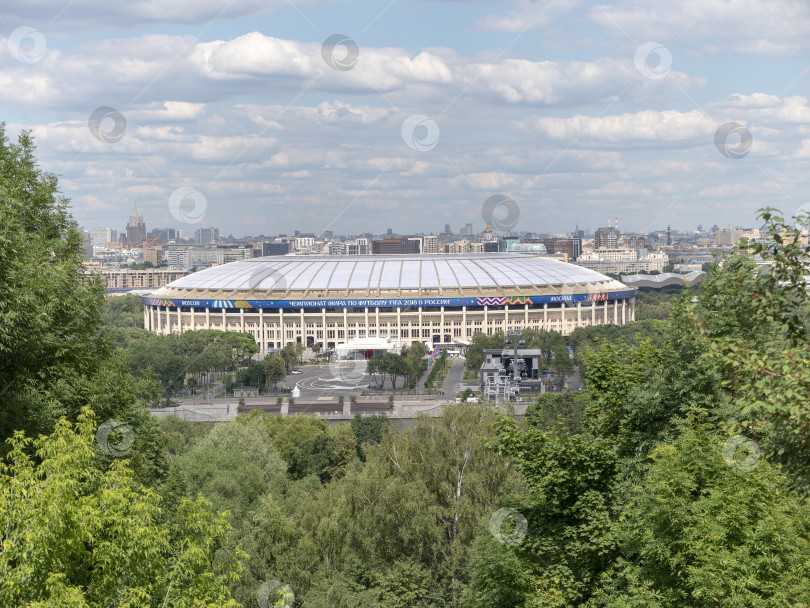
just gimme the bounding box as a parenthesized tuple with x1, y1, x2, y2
(142, 254, 636, 349)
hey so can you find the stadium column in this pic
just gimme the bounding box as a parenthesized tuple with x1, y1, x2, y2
(299, 308, 305, 345)
(483, 305, 488, 329)
(364, 307, 369, 339)
(143, 306, 148, 330)
(190, 307, 195, 331)
(504, 304, 508, 328)
(240, 308, 245, 334)
(343, 307, 348, 342)
(603, 299, 609, 324)
(260, 308, 265, 349)
(322, 308, 327, 347)
(462, 305, 467, 336)
(396, 306, 402, 342)
(205, 307, 210, 330)
(592, 301, 596, 325)
(221, 308, 226, 333)
(614, 299, 618, 324)
(560, 301, 566, 333)
(375, 307, 380, 338)
(440, 306, 444, 337)
(543, 303, 548, 329)
(418, 306, 423, 338)
(524, 302, 528, 326)
(176, 306, 181, 334)
(279, 307, 285, 346)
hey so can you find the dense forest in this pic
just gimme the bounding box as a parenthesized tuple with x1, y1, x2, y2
(3, 129, 810, 606)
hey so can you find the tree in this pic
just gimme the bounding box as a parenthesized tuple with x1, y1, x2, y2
(0, 128, 154, 448)
(590, 418, 810, 606)
(312, 342, 322, 354)
(0, 408, 241, 607)
(280, 343, 298, 371)
(267, 354, 291, 387)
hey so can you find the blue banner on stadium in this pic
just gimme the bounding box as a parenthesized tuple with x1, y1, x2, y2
(142, 290, 636, 310)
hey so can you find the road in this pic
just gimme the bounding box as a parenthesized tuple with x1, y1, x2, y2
(440, 358, 467, 396)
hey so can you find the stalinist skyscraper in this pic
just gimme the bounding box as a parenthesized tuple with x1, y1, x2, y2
(125, 205, 146, 245)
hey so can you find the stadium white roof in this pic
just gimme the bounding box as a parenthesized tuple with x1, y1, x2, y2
(156, 254, 629, 299)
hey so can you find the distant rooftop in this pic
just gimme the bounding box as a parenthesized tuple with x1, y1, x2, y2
(621, 271, 705, 288)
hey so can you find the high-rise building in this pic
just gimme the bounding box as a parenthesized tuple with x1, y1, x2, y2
(148, 227, 181, 244)
(80, 230, 93, 258)
(93, 227, 118, 248)
(195, 227, 220, 244)
(125, 205, 146, 245)
(423, 235, 439, 254)
(262, 240, 291, 256)
(540, 237, 582, 261)
(464, 223, 473, 236)
(372, 238, 421, 254)
(594, 226, 620, 249)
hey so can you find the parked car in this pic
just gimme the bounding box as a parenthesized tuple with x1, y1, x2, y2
(290, 369, 303, 374)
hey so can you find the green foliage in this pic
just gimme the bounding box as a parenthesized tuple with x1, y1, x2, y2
(367, 344, 429, 390)
(591, 418, 810, 607)
(424, 348, 449, 390)
(176, 417, 289, 525)
(113, 328, 258, 396)
(568, 319, 669, 379)
(633, 287, 689, 321)
(350, 414, 390, 460)
(0, 128, 154, 448)
(102, 293, 145, 328)
(525, 391, 590, 435)
(0, 408, 240, 607)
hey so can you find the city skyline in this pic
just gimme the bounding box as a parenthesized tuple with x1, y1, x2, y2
(5, 1, 809, 235)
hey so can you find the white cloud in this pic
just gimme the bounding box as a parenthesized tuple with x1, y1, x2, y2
(590, 0, 810, 54)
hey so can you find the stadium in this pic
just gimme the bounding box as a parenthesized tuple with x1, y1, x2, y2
(142, 254, 636, 351)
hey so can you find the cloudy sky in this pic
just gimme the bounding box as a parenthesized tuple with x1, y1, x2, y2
(3, 0, 810, 237)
